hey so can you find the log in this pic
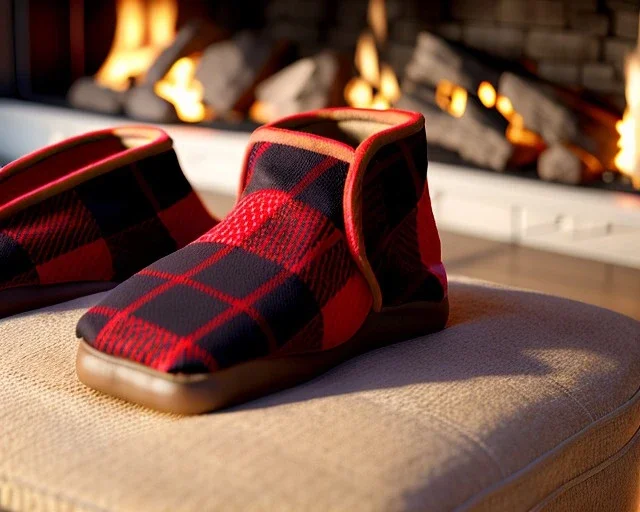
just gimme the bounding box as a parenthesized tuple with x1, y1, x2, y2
(405, 32, 500, 93)
(255, 52, 340, 120)
(144, 21, 224, 85)
(123, 86, 179, 124)
(498, 72, 579, 144)
(396, 94, 513, 171)
(67, 77, 124, 115)
(195, 32, 293, 117)
(537, 144, 584, 185)
(537, 143, 604, 185)
(402, 80, 509, 133)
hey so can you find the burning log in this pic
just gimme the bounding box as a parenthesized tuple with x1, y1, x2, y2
(252, 52, 340, 121)
(195, 32, 293, 118)
(144, 21, 222, 85)
(68, 0, 178, 115)
(123, 22, 222, 123)
(402, 31, 622, 184)
(405, 32, 500, 93)
(537, 144, 604, 185)
(124, 86, 179, 123)
(397, 94, 513, 171)
(498, 73, 578, 144)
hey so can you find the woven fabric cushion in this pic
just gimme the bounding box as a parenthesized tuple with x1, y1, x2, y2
(1, 278, 639, 511)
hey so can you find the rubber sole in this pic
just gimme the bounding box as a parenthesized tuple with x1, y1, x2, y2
(0, 281, 119, 320)
(76, 298, 449, 415)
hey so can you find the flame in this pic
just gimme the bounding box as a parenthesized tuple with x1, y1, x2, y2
(478, 81, 496, 109)
(570, 145, 604, 175)
(380, 64, 401, 104)
(249, 101, 274, 124)
(345, 0, 400, 109)
(155, 57, 208, 123)
(615, 53, 640, 189)
(345, 77, 374, 108)
(355, 32, 380, 87)
(496, 95, 514, 119)
(95, 0, 177, 91)
(506, 113, 544, 147)
(368, 0, 387, 44)
(435, 80, 467, 118)
(496, 95, 544, 148)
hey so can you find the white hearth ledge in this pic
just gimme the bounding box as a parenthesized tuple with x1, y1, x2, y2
(1, 100, 639, 268)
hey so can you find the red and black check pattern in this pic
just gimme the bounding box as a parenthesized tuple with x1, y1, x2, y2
(78, 142, 374, 374)
(0, 149, 215, 292)
(78, 117, 447, 376)
(361, 130, 447, 306)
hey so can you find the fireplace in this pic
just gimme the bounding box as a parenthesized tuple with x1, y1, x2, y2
(1, 0, 640, 267)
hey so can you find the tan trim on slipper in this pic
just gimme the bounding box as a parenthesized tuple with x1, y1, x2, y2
(0, 127, 173, 221)
(343, 110, 425, 311)
(248, 127, 355, 163)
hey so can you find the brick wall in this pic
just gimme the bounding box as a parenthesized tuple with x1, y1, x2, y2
(264, 0, 639, 108)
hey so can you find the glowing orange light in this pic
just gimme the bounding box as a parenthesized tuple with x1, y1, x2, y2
(249, 101, 274, 124)
(496, 95, 514, 119)
(505, 112, 544, 147)
(344, 0, 400, 110)
(95, 0, 177, 91)
(569, 145, 604, 175)
(154, 56, 208, 123)
(355, 32, 380, 87)
(368, 0, 388, 44)
(478, 81, 497, 109)
(435, 80, 467, 118)
(614, 53, 640, 189)
(380, 64, 401, 104)
(345, 77, 374, 108)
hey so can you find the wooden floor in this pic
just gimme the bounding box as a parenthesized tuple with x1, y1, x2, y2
(200, 191, 640, 320)
(441, 231, 640, 320)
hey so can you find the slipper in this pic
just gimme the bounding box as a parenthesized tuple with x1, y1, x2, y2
(0, 126, 215, 318)
(76, 108, 449, 414)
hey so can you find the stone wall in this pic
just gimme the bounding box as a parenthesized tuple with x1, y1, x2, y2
(264, 0, 639, 108)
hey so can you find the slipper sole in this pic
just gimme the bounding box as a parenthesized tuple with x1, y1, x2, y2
(76, 298, 449, 415)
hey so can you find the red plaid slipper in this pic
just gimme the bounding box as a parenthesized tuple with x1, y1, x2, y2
(0, 126, 215, 318)
(76, 108, 448, 414)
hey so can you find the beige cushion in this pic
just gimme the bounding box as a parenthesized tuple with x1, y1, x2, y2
(1, 277, 639, 511)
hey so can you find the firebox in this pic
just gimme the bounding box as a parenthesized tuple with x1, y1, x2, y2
(1, 0, 640, 267)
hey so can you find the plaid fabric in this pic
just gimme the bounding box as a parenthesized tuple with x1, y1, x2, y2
(361, 129, 447, 306)
(78, 141, 373, 374)
(78, 112, 446, 376)
(0, 149, 215, 292)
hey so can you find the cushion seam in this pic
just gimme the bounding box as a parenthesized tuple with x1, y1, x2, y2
(456, 384, 640, 511)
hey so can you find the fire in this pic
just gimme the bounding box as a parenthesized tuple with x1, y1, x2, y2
(494, 91, 544, 148)
(345, 0, 400, 110)
(432, 79, 543, 148)
(478, 81, 496, 109)
(435, 80, 467, 118)
(368, 0, 388, 44)
(155, 57, 208, 123)
(506, 113, 544, 147)
(94, 0, 207, 123)
(496, 95, 514, 118)
(615, 52, 640, 189)
(95, 0, 177, 91)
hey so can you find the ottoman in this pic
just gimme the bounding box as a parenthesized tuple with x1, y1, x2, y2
(1, 277, 639, 511)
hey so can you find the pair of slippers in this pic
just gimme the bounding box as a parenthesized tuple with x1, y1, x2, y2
(1, 108, 448, 414)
